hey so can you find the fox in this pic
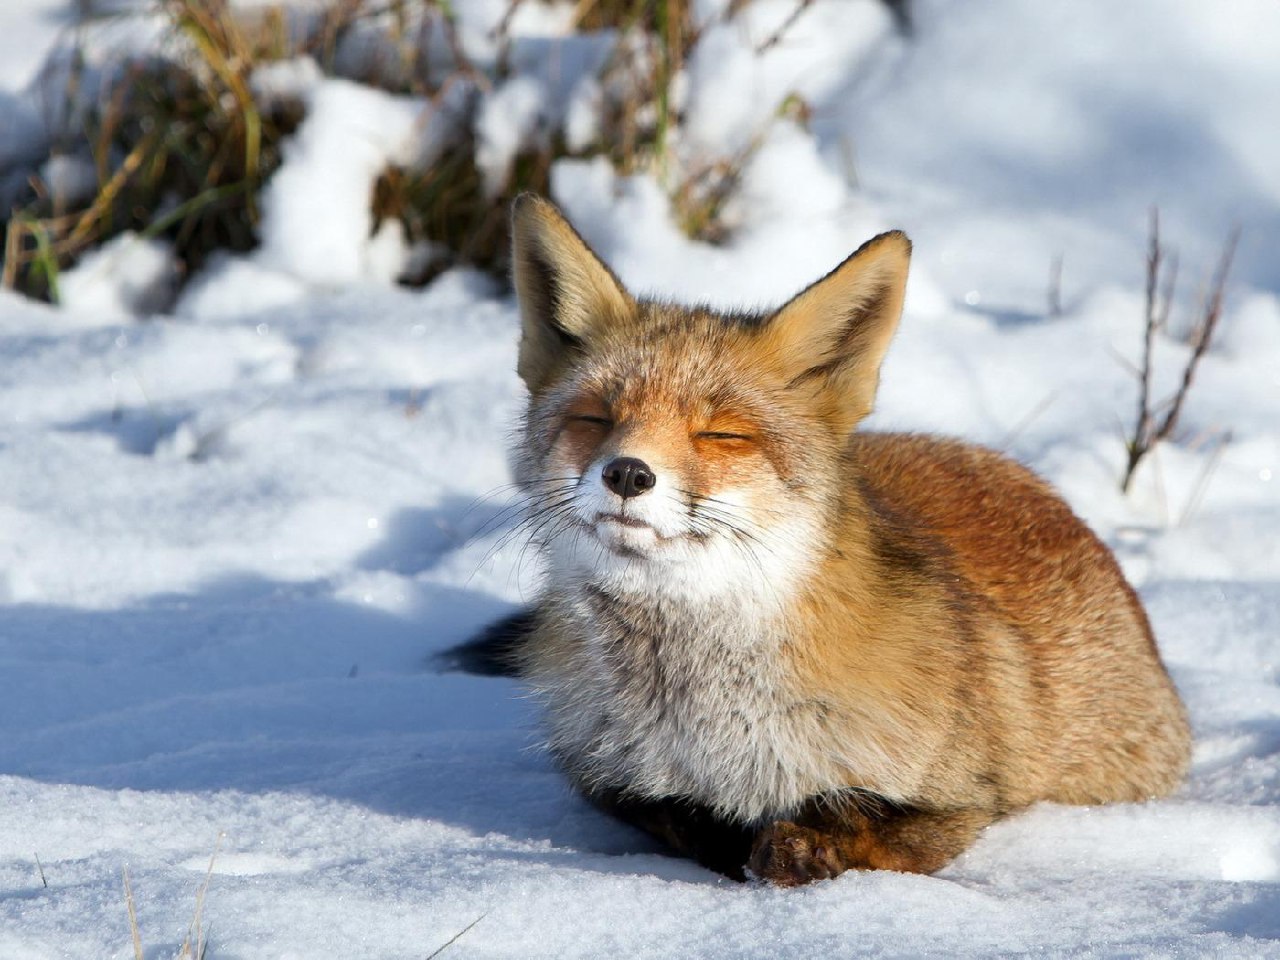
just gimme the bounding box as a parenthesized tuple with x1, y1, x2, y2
(500, 193, 1191, 886)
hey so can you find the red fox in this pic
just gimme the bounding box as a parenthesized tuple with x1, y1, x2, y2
(505, 194, 1191, 885)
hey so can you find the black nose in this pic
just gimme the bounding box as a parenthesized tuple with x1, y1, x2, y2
(602, 457, 656, 499)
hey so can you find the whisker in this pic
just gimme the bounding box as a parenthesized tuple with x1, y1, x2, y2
(466, 479, 581, 580)
(470, 487, 577, 541)
(460, 476, 579, 516)
(678, 488, 789, 519)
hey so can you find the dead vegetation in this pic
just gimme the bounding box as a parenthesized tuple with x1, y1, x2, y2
(1120, 209, 1239, 494)
(2, 0, 845, 303)
(2, 0, 328, 301)
(122, 832, 220, 960)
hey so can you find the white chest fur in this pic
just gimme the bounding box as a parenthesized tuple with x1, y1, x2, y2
(526, 585, 886, 823)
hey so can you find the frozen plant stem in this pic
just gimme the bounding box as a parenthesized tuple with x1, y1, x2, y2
(181, 832, 223, 960)
(123, 867, 144, 960)
(756, 0, 815, 53)
(425, 913, 486, 959)
(1120, 209, 1239, 494)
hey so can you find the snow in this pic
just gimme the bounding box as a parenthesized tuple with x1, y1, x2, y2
(0, 0, 80, 91)
(476, 32, 614, 195)
(256, 77, 428, 286)
(1, 0, 1278, 957)
(839, 0, 1280, 309)
(58, 232, 178, 320)
(476, 74, 551, 198)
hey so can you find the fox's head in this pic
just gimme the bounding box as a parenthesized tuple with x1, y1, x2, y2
(510, 195, 910, 603)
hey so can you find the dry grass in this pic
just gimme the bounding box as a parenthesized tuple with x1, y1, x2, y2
(2, 0, 826, 303)
(369, 0, 771, 276)
(2, 0, 316, 300)
(123, 866, 145, 960)
(121, 833, 222, 960)
(374, 138, 556, 285)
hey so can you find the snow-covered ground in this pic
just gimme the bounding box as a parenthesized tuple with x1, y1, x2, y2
(1, 1, 1278, 956)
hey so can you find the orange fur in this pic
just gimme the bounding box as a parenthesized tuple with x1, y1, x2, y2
(508, 194, 1191, 885)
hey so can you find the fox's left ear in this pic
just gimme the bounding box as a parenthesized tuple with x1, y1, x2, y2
(761, 230, 911, 433)
(510, 194, 635, 393)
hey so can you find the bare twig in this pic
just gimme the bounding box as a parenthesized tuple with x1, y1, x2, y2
(1120, 210, 1240, 493)
(1121, 208, 1164, 492)
(490, 0, 524, 39)
(34, 852, 48, 888)
(756, 0, 815, 53)
(1155, 227, 1239, 442)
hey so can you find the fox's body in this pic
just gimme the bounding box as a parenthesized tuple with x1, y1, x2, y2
(507, 195, 1190, 883)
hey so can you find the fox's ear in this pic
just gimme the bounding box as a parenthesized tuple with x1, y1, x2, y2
(761, 230, 911, 432)
(511, 194, 634, 392)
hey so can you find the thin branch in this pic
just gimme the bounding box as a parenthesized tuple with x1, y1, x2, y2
(1151, 227, 1238, 442)
(490, 0, 524, 39)
(756, 0, 815, 53)
(1121, 208, 1162, 492)
(1120, 212, 1240, 494)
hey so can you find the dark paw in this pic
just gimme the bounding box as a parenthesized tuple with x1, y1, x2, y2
(747, 821, 846, 887)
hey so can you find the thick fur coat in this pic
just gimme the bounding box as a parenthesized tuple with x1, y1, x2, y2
(507, 194, 1191, 884)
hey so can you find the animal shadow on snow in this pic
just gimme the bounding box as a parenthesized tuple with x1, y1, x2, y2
(0, 514, 672, 871)
(355, 498, 517, 578)
(59, 405, 195, 457)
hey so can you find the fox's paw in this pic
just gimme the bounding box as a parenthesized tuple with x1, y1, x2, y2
(747, 821, 847, 886)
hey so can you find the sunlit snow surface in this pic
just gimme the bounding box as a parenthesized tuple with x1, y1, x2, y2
(1, 0, 1279, 957)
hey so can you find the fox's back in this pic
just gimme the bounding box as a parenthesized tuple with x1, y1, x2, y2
(848, 432, 1190, 805)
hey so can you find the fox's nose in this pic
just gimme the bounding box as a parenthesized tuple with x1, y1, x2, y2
(602, 457, 656, 499)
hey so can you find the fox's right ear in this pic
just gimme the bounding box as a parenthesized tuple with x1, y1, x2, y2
(511, 194, 634, 393)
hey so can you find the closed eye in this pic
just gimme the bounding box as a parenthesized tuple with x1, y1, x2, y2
(696, 431, 754, 442)
(571, 415, 613, 427)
